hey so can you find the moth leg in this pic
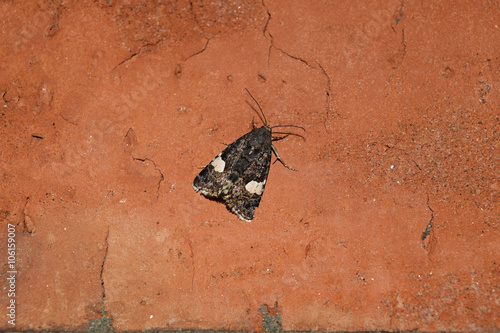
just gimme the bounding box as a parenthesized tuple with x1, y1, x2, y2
(271, 144, 298, 171)
(220, 141, 230, 146)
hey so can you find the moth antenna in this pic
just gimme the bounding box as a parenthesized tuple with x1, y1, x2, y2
(272, 131, 306, 141)
(245, 88, 267, 126)
(271, 124, 306, 131)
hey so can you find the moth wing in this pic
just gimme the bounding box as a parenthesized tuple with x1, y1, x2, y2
(193, 131, 255, 198)
(193, 126, 273, 222)
(223, 148, 272, 222)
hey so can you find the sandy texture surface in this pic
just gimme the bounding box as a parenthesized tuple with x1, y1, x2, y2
(0, 0, 498, 331)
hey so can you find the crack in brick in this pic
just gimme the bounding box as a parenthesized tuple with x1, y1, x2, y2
(59, 113, 77, 126)
(188, 0, 214, 52)
(388, 0, 407, 85)
(315, 61, 332, 112)
(100, 227, 110, 319)
(132, 157, 165, 200)
(259, 4, 344, 129)
(185, 38, 210, 61)
(421, 195, 434, 250)
(261, 0, 284, 67)
(189, 0, 202, 32)
(45, 1, 61, 37)
(188, 240, 195, 292)
(392, 0, 406, 30)
(261, 0, 273, 65)
(411, 158, 422, 172)
(398, 27, 407, 68)
(122, 128, 137, 153)
(262, 0, 271, 37)
(387, 25, 407, 84)
(261, 0, 311, 68)
(315, 60, 345, 128)
(260, 0, 342, 131)
(278, 47, 312, 67)
(112, 42, 160, 71)
(177, 37, 210, 79)
(261, 0, 305, 67)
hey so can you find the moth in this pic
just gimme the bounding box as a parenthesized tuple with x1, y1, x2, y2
(193, 89, 304, 222)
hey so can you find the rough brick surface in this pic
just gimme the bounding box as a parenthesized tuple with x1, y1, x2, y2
(0, 0, 498, 331)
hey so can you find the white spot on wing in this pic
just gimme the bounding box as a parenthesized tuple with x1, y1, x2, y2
(245, 180, 266, 195)
(210, 154, 225, 172)
(231, 206, 253, 222)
